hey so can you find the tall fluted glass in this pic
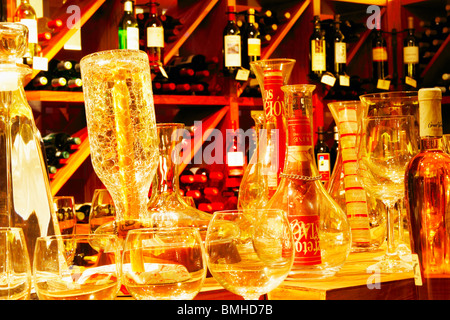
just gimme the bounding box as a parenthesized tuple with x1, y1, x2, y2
(80, 50, 158, 237)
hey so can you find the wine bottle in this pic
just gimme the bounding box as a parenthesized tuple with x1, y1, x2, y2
(314, 126, 331, 184)
(332, 15, 347, 79)
(405, 88, 450, 300)
(404, 17, 419, 89)
(145, 0, 164, 70)
(223, 5, 241, 77)
(118, 0, 139, 50)
(309, 15, 326, 81)
(372, 28, 389, 84)
(14, 0, 37, 61)
(242, 8, 260, 72)
(43, 132, 81, 152)
(44, 144, 70, 167)
(330, 126, 339, 174)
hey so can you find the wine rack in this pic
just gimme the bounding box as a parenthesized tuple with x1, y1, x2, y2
(11, 0, 449, 203)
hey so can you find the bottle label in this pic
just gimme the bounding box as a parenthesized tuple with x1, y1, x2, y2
(334, 42, 347, 64)
(224, 35, 241, 67)
(263, 70, 286, 187)
(420, 99, 443, 137)
(126, 27, 139, 50)
(288, 117, 311, 147)
(317, 153, 330, 182)
(147, 26, 164, 48)
(289, 215, 322, 265)
(20, 19, 38, 44)
(403, 46, 419, 64)
(372, 47, 387, 61)
(247, 38, 261, 57)
(311, 40, 326, 71)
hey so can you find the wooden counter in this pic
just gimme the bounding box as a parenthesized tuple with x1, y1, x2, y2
(267, 248, 416, 300)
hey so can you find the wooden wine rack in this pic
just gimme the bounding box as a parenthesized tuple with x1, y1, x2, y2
(18, 0, 450, 205)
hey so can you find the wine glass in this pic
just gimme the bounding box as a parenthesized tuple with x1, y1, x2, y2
(33, 234, 121, 300)
(53, 196, 77, 235)
(357, 115, 418, 273)
(0, 228, 31, 300)
(122, 227, 207, 300)
(80, 49, 158, 236)
(89, 189, 116, 234)
(205, 209, 294, 300)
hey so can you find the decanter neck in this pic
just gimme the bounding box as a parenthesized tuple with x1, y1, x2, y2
(282, 116, 320, 178)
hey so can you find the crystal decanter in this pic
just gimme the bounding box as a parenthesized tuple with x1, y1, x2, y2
(266, 84, 351, 280)
(0, 22, 59, 263)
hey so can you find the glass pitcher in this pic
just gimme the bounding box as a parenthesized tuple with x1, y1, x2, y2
(266, 84, 351, 280)
(327, 101, 386, 252)
(147, 123, 211, 239)
(238, 110, 270, 209)
(0, 22, 59, 263)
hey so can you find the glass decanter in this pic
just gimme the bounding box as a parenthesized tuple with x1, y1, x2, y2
(266, 84, 351, 280)
(327, 101, 385, 252)
(0, 22, 60, 263)
(80, 49, 159, 239)
(249, 59, 295, 199)
(238, 110, 270, 209)
(147, 123, 211, 238)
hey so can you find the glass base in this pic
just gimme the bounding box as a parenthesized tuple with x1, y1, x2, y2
(366, 253, 412, 273)
(287, 267, 339, 280)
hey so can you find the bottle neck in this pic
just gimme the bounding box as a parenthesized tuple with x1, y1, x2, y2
(124, 1, 134, 13)
(420, 136, 444, 151)
(227, 12, 236, 22)
(248, 14, 255, 24)
(149, 3, 158, 15)
(283, 117, 319, 177)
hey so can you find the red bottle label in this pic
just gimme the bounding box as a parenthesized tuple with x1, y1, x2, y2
(288, 215, 322, 265)
(288, 117, 312, 147)
(263, 70, 285, 183)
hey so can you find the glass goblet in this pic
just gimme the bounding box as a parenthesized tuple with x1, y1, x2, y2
(53, 196, 77, 235)
(357, 115, 418, 273)
(0, 227, 31, 300)
(205, 209, 294, 300)
(89, 189, 116, 234)
(33, 234, 121, 300)
(122, 227, 207, 300)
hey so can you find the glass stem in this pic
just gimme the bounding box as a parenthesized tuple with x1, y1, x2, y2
(386, 203, 397, 256)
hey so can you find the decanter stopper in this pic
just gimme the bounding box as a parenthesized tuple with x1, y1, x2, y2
(0, 22, 28, 65)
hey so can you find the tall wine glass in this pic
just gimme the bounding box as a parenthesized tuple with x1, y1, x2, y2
(205, 209, 294, 300)
(122, 227, 206, 300)
(80, 49, 158, 236)
(53, 196, 77, 235)
(357, 115, 418, 273)
(0, 227, 31, 300)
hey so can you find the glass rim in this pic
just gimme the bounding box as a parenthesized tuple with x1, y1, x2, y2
(327, 100, 361, 107)
(360, 91, 418, 101)
(212, 209, 287, 215)
(80, 49, 148, 67)
(250, 58, 296, 66)
(36, 233, 118, 241)
(281, 84, 316, 92)
(362, 114, 415, 119)
(126, 226, 201, 235)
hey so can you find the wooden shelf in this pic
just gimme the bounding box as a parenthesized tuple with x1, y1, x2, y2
(26, 91, 263, 107)
(25, 0, 107, 86)
(50, 127, 90, 196)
